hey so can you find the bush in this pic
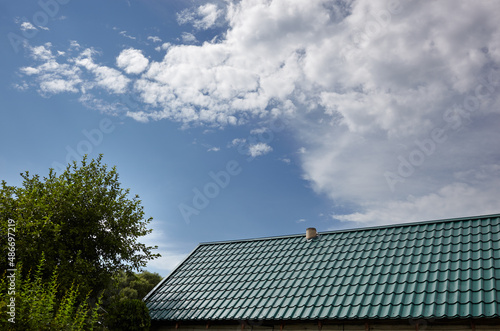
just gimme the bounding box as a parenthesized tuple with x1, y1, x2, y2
(106, 298, 151, 331)
(0, 255, 102, 330)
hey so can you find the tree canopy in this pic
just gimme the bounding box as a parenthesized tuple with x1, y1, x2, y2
(107, 270, 163, 303)
(0, 155, 160, 296)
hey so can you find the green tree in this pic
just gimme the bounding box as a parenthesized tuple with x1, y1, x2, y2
(106, 298, 151, 331)
(95, 270, 162, 330)
(0, 155, 160, 297)
(107, 271, 163, 302)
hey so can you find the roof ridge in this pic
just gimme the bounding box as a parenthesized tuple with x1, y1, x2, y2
(199, 213, 500, 245)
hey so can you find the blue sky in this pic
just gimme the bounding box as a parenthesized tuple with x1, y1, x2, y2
(1, 0, 500, 275)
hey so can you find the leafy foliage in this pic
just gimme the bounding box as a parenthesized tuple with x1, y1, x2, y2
(106, 298, 151, 331)
(0, 155, 160, 297)
(108, 270, 163, 302)
(0, 255, 102, 330)
(98, 270, 161, 329)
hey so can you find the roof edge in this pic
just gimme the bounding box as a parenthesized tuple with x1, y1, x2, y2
(199, 213, 500, 246)
(142, 244, 202, 302)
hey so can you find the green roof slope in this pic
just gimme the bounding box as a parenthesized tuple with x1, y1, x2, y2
(145, 214, 500, 321)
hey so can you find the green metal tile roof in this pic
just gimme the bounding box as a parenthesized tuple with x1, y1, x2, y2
(144, 214, 500, 321)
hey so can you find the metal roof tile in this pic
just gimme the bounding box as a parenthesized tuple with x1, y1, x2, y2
(145, 214, 500, 322)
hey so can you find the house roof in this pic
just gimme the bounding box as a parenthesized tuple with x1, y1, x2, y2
(144, 214, 500, 322)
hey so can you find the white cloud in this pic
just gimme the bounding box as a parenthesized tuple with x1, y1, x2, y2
(250, 127, 269, 135)
(177, 3, 222, 30)
(20, 21, 37, 31)
(148, 36, 162, 43)
(92, 66, 130, 93)
(19, 43, 130, 98)
(248, 142, 273, 157)
(78, 94, 124, 114)
(196, 3, 221, 29)
(75, 48, 130, 93)
(181, 32, 198, 43)
(20, 43, 82, 94)
(30, 43, 55, 61)
(290, 0, 500, 226)
(20, 66, 40, 75)
(119, 30, 136, 40)
(116, 48, 149, 74)
(155, 43, 171, 52)
(40, 79, 79, 94)
(69, 40, 80, 49)
(125, 110, 150, 123)
(16, 0, 500, 226)
(228, 138, 273, 157)
(228, 138, 246, 148)
(333, 180, 500, 227)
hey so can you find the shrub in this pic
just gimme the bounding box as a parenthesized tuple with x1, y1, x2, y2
(0, 255, 102, 330)
(106, 298, 151, 331)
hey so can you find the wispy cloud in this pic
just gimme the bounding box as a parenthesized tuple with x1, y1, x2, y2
(180, 32, 197, 43)
(141, 224, 189, 274)
(228, 138, 246, 148)
(280, 158, 291, 165)
(148, 36, 162, 43)
(119, 30, 136, 40)
(250, 128, 269, 135)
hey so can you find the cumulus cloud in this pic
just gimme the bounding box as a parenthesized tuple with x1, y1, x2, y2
(155, 42, 171, 52)
(74, 49, 130, 93)
(20, 43, 82, 94)
(248, 143, 273, 157)
(30, 43, 55, 61)
(19, 43, 130, 98)
(16, 0, 500, 226)
(291, 0, 500, 225)
(20, 21, 37, 31)
(116, 48, 149, 74)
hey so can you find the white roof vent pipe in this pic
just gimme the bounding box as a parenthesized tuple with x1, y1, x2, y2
(306, 227, 318, 240)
